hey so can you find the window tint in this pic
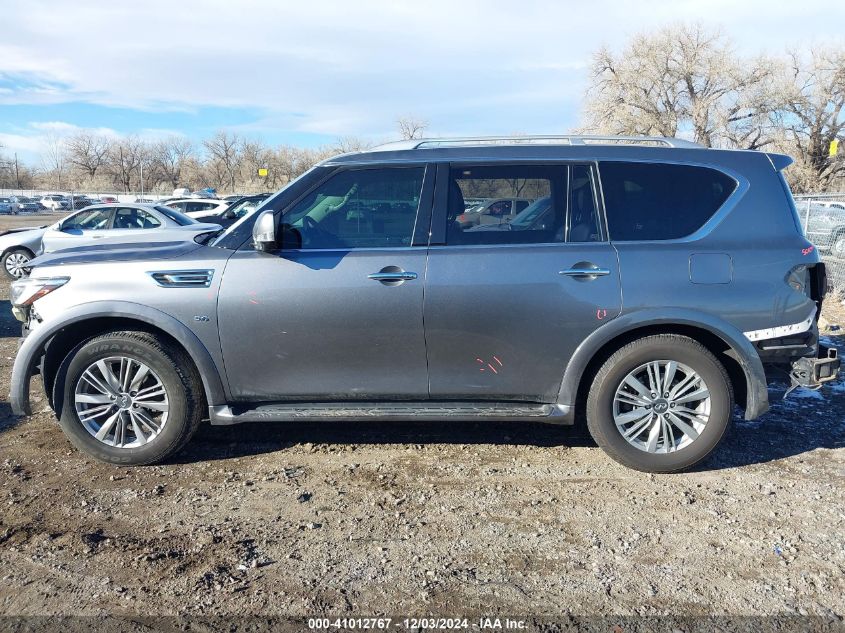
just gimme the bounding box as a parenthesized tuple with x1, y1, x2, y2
(113, 207, 162, 229)
(600, 162, 737, 241)
(63, 209, 111, 230)
(567, 165, 601, 242)
(155, 205, 195, 225)
(447, 165, 564, 245)
(185, 201, 218, 213)
(283, 167, 424, 249)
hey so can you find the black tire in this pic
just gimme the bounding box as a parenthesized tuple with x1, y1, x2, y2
(57, 331, 205, 465)
(2, 248, 33, 279)
(586, 334, 734, 473)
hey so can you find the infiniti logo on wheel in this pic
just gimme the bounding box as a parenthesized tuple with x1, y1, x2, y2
(653, 400, 669, 413)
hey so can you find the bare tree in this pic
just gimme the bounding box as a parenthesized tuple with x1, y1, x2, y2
(397, 115, 428, 140)
(40, 133, 67, 190)
(204, 131, 241, 192)
(774, 47, 845, 192)
(582, 23, 777, 149)
(106, 136, 146, 193)
(65, 132, 110, 178)
(331, 136, 373, 154)
(152, 136, 195, 190)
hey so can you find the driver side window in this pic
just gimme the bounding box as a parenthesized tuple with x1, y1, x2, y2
(63, 209, 112, 231)
(283, 167, 425, 249)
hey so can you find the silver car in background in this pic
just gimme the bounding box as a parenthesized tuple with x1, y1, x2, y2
(0, 204, 222, 278)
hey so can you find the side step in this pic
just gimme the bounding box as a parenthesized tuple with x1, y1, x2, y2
(209, 401, 572, 425)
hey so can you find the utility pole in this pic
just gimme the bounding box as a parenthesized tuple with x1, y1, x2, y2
(14, 153, 20, 189)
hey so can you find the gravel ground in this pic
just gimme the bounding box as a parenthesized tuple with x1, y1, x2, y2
(0, 214, 843, 625)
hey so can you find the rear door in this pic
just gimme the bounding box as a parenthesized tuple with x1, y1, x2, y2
(423, 162, 622, 402)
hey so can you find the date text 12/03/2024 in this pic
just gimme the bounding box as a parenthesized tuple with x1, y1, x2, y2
(307, 617, 528, 630)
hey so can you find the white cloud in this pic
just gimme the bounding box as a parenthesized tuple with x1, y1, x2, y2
(0, 0, 843, 140)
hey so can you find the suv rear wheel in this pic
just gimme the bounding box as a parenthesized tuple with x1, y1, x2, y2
(57, 331, 204, 465)
(586, 334, 733, 473)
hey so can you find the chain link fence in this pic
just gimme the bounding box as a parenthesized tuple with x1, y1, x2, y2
(793, 193, 845, 294)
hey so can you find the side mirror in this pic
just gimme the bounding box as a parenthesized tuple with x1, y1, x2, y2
(252, 210, 277, 251)
(222, 209, 236, 220)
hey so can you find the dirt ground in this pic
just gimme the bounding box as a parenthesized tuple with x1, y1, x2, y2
(1, 213, 844, 625)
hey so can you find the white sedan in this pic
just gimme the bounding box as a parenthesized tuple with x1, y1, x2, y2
(0, 204, 221, 278)
(164, 198, 231, 218)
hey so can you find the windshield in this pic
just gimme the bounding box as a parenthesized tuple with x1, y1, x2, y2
(510, 196, 551, 227)
(154, 205, 196, 226)
(227, 196, 269, 219)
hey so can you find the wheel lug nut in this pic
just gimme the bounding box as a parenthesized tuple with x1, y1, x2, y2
(645, 404, 651, 409)
(663, 393, 669, 398)
(650, 393, 657, 398)
(670, 403, 676, 408)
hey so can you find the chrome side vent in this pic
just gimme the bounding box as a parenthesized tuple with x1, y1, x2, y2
(148, 270, 214, 288)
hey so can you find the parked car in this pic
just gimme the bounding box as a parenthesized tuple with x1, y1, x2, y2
(9, 196, 43, 214)
(164, 198, 230, 218)
(0, 198, 13, 214)
(456, 197, 534, 227)
(39, 195, 70, 211)
(191, 193, 271, 228)
(0, 204, 221, 279)
(804, 203, 845, 258)
(8, 135, 840, 472)
(99, 195, 119, 204)
(68, 195, 94, 210)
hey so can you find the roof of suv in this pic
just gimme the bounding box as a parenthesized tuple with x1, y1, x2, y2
(322, 135, 791, 169)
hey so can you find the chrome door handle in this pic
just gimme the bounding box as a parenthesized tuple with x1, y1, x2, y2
(368, 272, 418, 282)
(559, 262, 611, 279)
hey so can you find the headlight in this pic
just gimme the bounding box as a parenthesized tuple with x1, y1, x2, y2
(10, 276, 69, 307)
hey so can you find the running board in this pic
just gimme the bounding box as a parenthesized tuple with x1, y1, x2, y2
(209, 402, 572, 425)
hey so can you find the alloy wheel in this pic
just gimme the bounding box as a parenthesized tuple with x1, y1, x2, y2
(74, 356, 170, 448)
(612, 360, 711, 453)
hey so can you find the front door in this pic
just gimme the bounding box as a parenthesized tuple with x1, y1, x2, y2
(218, 164, 434, 401)
(41, 207, 115, 253)
(423, 162, 622, 402)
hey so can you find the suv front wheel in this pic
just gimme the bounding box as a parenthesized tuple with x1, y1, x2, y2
(57, 331, 205, 465)
(586, 334, 734, 473)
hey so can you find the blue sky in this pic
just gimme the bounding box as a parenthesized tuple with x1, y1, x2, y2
(1, 0, 843, 162)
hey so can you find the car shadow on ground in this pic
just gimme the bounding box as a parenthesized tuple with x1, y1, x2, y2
(173, 419, 596, 465)
(172, 399, 845, 472)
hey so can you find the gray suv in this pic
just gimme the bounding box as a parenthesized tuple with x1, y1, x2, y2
(8, 136, 841, 472)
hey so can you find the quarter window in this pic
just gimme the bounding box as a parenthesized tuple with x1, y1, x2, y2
(567, 165, 602, 242)
(282, 167, 425, 249)
(600, 162, 737, 241)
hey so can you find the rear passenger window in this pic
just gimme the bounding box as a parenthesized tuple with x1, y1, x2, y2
(600, 162, 737, 241)
(446, 165, 564, 245)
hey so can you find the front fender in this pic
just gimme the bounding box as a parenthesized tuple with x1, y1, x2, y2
(555, 307, 769, 422)
(10, 301, 227, 416)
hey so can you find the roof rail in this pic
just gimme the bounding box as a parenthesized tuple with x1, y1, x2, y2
(371, 135, 703, 151)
